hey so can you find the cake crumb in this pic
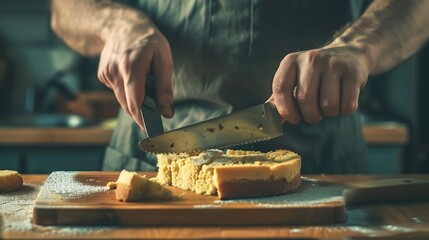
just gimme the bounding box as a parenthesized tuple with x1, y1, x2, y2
(106, 181, 117, 189)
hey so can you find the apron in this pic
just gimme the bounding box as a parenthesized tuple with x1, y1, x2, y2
(103, 0, 368, 174)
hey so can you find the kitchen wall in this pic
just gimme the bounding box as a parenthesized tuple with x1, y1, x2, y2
(0, 0, 103, 114)
(0, 0, 107, 173)
(361, 56, 421, 173)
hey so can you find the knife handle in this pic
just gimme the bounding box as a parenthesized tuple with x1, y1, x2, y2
(140, 75, 164, 137)
(143, 75, 156, 110)
(343, 178, 429, 207)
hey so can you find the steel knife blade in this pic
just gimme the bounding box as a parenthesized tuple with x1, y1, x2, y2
(138, 102, 283, 153)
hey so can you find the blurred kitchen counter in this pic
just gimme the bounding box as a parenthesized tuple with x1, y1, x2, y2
(0, 122, 408, 145)
(0, 127, 113, 145)
(0, 122, 409, 174)
(363, 122, 409, 145)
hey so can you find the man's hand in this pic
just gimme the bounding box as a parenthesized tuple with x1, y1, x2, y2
(269, 45, 370, 124)
(269, 0, 429, 124)
(51, 0, 174, 130)
(98, 22, 174, 130)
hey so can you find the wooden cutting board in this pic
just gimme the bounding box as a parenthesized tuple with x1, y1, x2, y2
(33, 171, 429, 226)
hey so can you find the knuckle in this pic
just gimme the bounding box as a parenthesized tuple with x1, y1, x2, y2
(342, 101, 358, 114)
(128, 105, 141, 115)
(272, 80, 286, 94)
(104, 67, 115, 81)
(119, 52, 132, 76)
(296, 90, 312, 105)
(320, 99, 339, 116)
(306, 50, 323, 64)
(163, 57, 174, 69)
(160, 86, 173, 96)
(277, 108, 298, 124)
(277, 109, 289, 120)
(97, 71, 104, 81)
(280, 53, 297, 66)
(327, 56, 344, 70)
(343, 62, 355, 74)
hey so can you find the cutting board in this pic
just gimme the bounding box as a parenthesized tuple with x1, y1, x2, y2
(33, 172, 429, 226)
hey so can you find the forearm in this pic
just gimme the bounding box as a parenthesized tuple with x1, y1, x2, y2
(328, 0, 429, 74)
(51, 0, 152, 57)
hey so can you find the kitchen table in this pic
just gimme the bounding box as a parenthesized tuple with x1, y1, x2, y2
(1, 174, 428, 239)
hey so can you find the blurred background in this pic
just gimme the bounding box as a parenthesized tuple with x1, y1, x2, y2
(0, 0, 428, 174)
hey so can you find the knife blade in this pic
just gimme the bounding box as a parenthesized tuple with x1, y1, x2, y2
(140, 75, 164, 137)
(138, 102, 283, 153)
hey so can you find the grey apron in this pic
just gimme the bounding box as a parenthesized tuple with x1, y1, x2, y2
(103, 0, 368, 174)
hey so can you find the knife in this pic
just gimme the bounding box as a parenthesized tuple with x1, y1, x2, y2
(138, 102, 284, 153)
(140, 75, 164, 137)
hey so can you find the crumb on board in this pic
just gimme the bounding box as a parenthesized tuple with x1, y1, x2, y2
(106, 181, 117, 189)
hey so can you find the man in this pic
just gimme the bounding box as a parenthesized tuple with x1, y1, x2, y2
(51, 0, 429, 173)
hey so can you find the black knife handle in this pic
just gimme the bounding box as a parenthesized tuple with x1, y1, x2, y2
(143, 75, 156, 110)
(140, 75, 164, 138)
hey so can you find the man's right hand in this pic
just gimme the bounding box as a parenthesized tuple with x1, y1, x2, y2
(97, 21, 174, 130)
(269, 45, 370, 124)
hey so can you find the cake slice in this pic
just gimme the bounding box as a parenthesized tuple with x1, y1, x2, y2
(155, 149, 301, 199)
(108, 170, 173, 202)
(0, 170, 23, 192)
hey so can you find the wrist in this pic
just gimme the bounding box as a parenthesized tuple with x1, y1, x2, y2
(325, 37, 376, 74)
(100, 7, 157, 45)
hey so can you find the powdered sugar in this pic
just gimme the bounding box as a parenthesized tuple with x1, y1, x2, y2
(0, 184, 40, 233)
(193, 204, 222, 208)
(0, 176, 109, 238)
(44, 171, 108, 198)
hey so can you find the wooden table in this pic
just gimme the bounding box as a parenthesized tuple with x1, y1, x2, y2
(1, 174, 428, 239)
(0, 123, 409, 145)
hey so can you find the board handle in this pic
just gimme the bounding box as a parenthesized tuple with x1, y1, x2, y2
(343, 178, 429, 207)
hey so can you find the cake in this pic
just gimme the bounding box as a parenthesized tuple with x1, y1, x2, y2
(0, 170, 23, 192)
(108, 170, 173, 202)
(155, 149, 301, 199)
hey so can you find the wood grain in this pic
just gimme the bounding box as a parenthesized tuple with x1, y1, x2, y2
(33, 172, 429, 227)
(33, 172, 346, 226)
(3, 174, 429, 239)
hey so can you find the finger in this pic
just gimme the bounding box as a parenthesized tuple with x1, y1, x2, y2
(111, 76, 131, 116)
(98, 62, 130, 115)
(153, 43, 174, 118)
(124, 73, 147, 130)
(340, 72, 360, 115)
(272, 56, 300, 124)
(319, 70, 341, 117)
(295, 54, 323, 123)
(97, 49, 114, 89)
(97, 64, 113, 89)
(104, 62, 119, 89)
(120, 51, 148, 130)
